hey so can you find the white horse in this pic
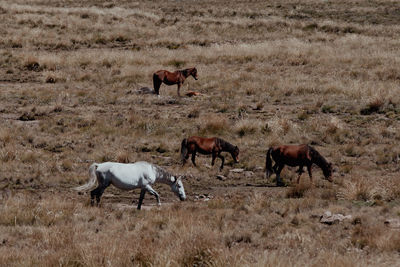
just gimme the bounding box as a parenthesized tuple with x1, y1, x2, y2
(74, 161, 186, 210)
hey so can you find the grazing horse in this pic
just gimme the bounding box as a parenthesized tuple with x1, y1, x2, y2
(181, 136, 239, 171)
(153, 67, 198, 96)
(74, 161, 186, 210)
(265, 144, 333, 186)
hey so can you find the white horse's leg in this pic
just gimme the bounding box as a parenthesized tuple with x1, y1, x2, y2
(90, 172, 109, 206)
(145, 185, 161, 206)
(137, 188, 146, 210)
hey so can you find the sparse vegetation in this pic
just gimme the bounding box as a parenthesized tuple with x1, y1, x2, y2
(1, 0, 400, 265)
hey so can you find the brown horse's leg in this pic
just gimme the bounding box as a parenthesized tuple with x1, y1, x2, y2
(307, 164, 313, 185)
(211, 152, 216, 166)
(153, 74, 161, 95)
(182, 152, 190, 165)
(177, 83, 182, 97)
(218, 153, 225, 171)
(191, 150, 197, 166)
(272, 163, 278, 173)
(296, 166, 304, 184)
(296, 172, 302, 184)
(276, 165, 285, 186)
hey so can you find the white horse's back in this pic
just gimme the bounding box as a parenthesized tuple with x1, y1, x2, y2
(98, 161, 157, 190)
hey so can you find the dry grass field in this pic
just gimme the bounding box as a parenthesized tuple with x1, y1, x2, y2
(1, 0, 400, 266)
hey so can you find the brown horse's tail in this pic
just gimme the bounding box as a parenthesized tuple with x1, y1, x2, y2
(153, 73, 161, 95)
(265, 147, 274, 178)
(181, 138, 188, 165)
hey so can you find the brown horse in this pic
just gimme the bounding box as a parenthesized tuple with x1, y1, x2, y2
(181, 136, 239, 171)
(153, 67, 198, 96)
(265, 144, 333, 186)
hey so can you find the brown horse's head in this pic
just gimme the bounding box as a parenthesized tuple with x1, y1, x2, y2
(323, 162, 333, 182)
(231, 146, 240, 163)
(190, 67, 198, 80)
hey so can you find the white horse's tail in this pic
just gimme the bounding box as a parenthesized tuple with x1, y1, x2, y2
(74, 163, 98, 191)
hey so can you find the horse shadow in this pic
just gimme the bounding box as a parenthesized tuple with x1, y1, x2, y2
(135, 87, 155, 94)
(245, 183, 288, 188)
(132, 87, 202, 97)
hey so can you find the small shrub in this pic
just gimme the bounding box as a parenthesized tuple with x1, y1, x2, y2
(320, 188, 337, 200)
(338, 176, 374, 201)
(225, 232, 252, 248)
(24, 58, 41, 71)
(237, 106, 248, 119)
(21, 151, 38, 163)
(321, 105, 335, 113)
(80, 13, 90, 19)
(344, 144, 363, 157)
(297, 110, 309, 121)
(94, 34, 107, 45)
(360, 98, 385, 115)
(261, 123, 271, 135)
(19, 112, 36, 121)
(53, 105, 63, 113)
(130, 251, 153, 267)
(156, 144, 168, 153)
(286, 183, 311, 198)
(181, 247, 216, 267)
(255, 102, 263, 110)
(113, 34, 130, 43)
(188, 108, 200, 118)
(235, 120, 257, 137)
(0, 148, 16, 162)
(351, 224, 381, 250)
(290, 216, 299, 226)
(217, 104, 229, 113)
(0, 129, 12, 146)
(61, 160, 73, 171)
(303, 23, 318, 31)
(98, 153, 113, 162)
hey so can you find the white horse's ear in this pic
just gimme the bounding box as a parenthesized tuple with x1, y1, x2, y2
(172, 176, 181, 184)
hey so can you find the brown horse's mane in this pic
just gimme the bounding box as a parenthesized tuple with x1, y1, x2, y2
(179, 68, 193, 78)
(216, 138, 236, 153)
(308, 145, 330, 176)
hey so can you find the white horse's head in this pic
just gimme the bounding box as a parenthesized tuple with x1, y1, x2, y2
(171, 176, 186, 201)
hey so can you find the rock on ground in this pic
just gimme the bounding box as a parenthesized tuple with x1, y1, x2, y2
(320, 211, 352, 225)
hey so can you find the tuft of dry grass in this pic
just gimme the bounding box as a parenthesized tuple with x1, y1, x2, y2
(234, 119, 259, 137)
(199, 115, 230, 135)
(116, 150, 130, 163)
(286, 183, 312, 199)
(360, 97, 386, 115)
